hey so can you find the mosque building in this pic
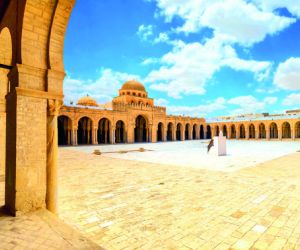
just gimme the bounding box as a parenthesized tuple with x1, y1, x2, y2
(58, 80, 300, 145)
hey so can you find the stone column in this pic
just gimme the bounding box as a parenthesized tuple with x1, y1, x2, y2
(72, 128, 77, 145)
(245, 126, 249, 140)
(188, 127, 192, 140)
(255, 125, 259, 140)
(127, 123, 134, 143)
(236, 126, 240, 139)
(46, 99, 61, 214)
(278, 128, 282, 140)
(266, 127, 270, 140)
(195, 126, 200, 139)
(211, 127, 215, 138)
(172, 126, 176, 141)
(181, 127, 184, 141)
(91, 127, 96, 145)
(203, 126, 207, 139)
(291, 128, 295, 140)
(149, 125, 153, 143)
(0, 111, 6, 181)
(111, 126, 116, 144)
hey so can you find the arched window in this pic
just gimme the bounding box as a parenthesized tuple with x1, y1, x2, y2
(296, 122, 300, 139)
(249, 124, 255, 139)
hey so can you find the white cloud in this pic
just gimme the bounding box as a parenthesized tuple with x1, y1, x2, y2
(274, 57, 300, 90)
(201, 0, 295, 46)
(64, 68, 140, 105)
(167, 97, 227, 117)
(254, 0, 300, 18)
(227, 95, 276, 114)
(145, 36, 271, 98)
(137, 24, 154, 41)
(155, 98, 169, 106)
(141, 57, 160, 65)
(151, 0, 296, 45)
(282, 93, 300, 106)
(154, 32, 170, 44)
(264, 96, 278, 105)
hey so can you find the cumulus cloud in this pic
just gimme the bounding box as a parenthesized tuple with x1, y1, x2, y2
(137, 24, 154, 41)
(154, 32, 170, 44)
(274, 57, 300, 90)
(167, 97, 227, 117)
(282, 93, 300, 106)
(145, 36, 271, 98)
(254, 0, 300, 18)
(63, 68, 140, 105)
(227, 95, 276, 114)
(151, 0, 296, 45)
(155, 98, 169, 106)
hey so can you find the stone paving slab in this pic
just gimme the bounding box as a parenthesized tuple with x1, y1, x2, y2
(57, 149, 300, 250)
(0, 207, 102, 249)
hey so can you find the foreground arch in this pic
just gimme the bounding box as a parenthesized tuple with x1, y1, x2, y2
(58, 116, 72, 145)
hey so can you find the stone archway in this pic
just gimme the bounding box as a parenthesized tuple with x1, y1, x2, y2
(167, 122, 173, 141)
(135, 115, 147, 143)
(176, 123, 182, 141)
(157, 122, 163, 142)
(230, 125, 236, 139)
(0, 26, 12, 210)
(206, 125, 212, 139)
(199, 125, 204, 139)
(115, 120, 125, 143)
(282, 122, 291, 139)
(259, 123, 266, 139)
(193, 124, 197, 139)
(78, 117, 93, 145)
(270, 122, 278, 139)
(249, 124, 255, 139)
(1, 1, 75, 214)
(222, 125, 227, 138)
(58, 115, 72, 145)
(215, 126, 220, 136)
(240, 124, 246, 139)
(98, 118, 111, 144)
(185, 123, 190, 140)
(296, 122, 300, 139)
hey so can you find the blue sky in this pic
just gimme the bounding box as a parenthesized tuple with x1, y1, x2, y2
(64, 0, 300, 118)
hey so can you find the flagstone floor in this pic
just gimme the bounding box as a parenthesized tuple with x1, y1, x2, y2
(57, 148, 300, 250)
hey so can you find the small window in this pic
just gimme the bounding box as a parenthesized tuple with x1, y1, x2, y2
(133, 92, 136, 96)
(127, 92, 130, 95)
(138, 93, 141, 97)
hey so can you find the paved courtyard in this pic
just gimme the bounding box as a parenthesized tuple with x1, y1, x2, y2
(57, 144, 300, 250)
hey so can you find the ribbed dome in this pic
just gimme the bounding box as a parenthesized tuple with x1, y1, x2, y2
(121, 80, 146, 92)
(77, 95, 98, 107)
